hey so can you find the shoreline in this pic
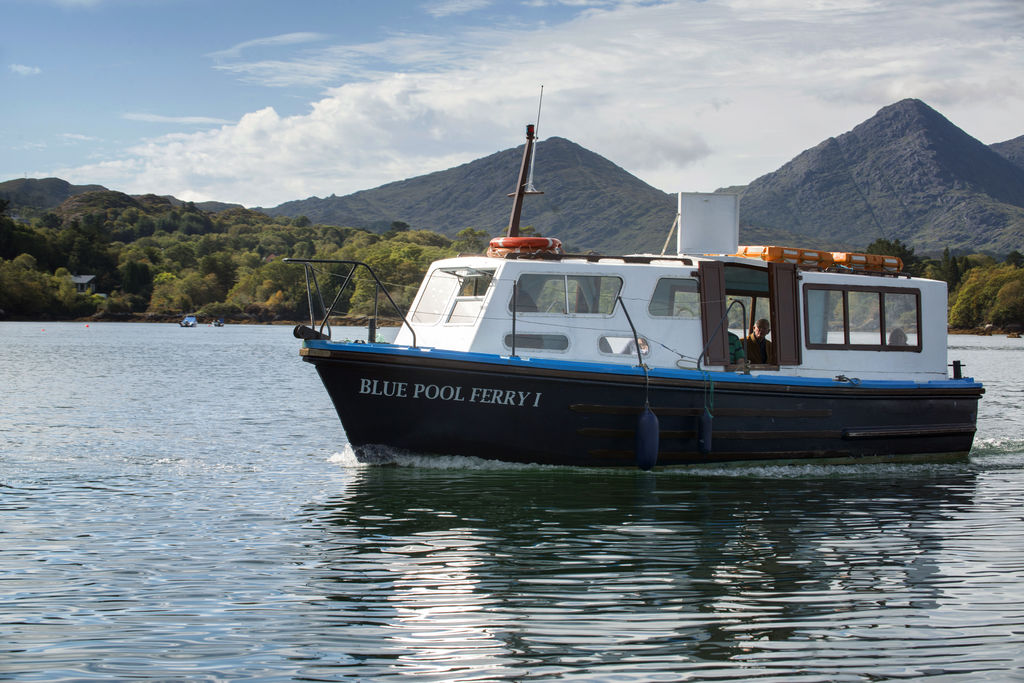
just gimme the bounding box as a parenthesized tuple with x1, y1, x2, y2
(0, 312, 405, 327)
(0, 315, 1015, 336)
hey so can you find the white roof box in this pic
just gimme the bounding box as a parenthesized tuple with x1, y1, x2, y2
(676, 192, 739, 255)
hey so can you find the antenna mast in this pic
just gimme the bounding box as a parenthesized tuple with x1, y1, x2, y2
(525, 85, 544, 193)
(505, 87, 546, 238)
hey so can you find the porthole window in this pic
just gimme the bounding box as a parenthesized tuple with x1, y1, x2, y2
(503, 333, 570, 350)
(599, 336, 649, 355)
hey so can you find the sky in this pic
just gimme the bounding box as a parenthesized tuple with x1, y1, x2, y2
(3, 0, 1023, 209)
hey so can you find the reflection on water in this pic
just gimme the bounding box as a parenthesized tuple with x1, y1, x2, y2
(291, 457, 1024, 680)
(1, 323, 1023, 681)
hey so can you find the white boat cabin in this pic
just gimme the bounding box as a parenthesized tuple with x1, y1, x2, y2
(393, 250, 948, 383)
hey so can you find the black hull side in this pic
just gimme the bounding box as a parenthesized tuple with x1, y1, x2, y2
(305, 347, 982, 468)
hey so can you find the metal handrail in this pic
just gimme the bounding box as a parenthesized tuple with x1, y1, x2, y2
(615, 295, 646, 369)
(283, 258, 417, 347)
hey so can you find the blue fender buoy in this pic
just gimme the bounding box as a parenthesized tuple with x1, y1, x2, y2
(636, 405, 659, 470)
(697, 408, 713, 453)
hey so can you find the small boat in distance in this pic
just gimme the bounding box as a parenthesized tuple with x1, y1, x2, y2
(288, 124, 983, 469)
(179, 315, 197, 327)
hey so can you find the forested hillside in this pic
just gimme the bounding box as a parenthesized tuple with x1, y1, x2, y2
(0, 192, 488, 322)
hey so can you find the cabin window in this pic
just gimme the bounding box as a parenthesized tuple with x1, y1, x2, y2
(448, 299, 483, 325)
(848, 290, 882, 345)
(599, 336, 650, 356)
(884, 292, 919, 347)
(806, 288, 847, 344)
(503, 333, 570, 351)
(510, 274, 622, 315)
(804, 285, 921, 351)
(445, 270, 494, 325)
(648, 278, 700, 318)
(411, 270, 459, 325)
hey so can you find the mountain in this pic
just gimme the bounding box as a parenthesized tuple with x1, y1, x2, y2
(991, 135, 1024, 172)
(0, 178, 107, 212)
(5, 99, 1022, 255)
(261, 137, 679, 253)
(736, 99, 1024, 253)
(263, 101, 1023, 254)
(0, 177, 241, 215)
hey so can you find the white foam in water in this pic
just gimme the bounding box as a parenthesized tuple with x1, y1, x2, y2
(661, 461, 971, 480)
(326, 442, 1008, 477)
(327, 444, 366, 468)
(328, 443, 561, 471)
(971, 436, 1024, 457)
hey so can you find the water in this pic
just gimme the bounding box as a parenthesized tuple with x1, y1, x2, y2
(1, 323, 1022, 681)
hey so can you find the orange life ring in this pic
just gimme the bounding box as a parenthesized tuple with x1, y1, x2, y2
(487, 236, 562, 258)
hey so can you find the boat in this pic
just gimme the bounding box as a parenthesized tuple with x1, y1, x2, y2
(179, 315, 197, 327)
(287, 124, 984, 469)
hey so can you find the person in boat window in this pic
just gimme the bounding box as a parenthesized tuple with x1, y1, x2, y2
(728, 332, 745, 364)
(745, 318, 774, 364)
(888, 327, 907, 346)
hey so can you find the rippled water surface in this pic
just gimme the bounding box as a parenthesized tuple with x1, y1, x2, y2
(2, 323, 1023, 681)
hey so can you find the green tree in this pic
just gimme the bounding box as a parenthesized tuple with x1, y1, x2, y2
(938, 247, 961, 290)
(990, 280, 1024, 327)
(0, 254, 53, 314)
(149, 272, 189, 313)
(866, 238, 921, 275)
(120, 260, 153, 297)
(949, 264, 1024, 328)
(383, 221, 410, 239)
(453, 227, 490, 254)
(39, 212, 61, 229)
(199, 252, 237, 300)
(226, 259, 306, 318)
(163, 242, 196, 270)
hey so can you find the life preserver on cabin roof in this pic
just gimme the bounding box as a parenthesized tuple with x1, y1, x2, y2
(487, 236, 563, 258)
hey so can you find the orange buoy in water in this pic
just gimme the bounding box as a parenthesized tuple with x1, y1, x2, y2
(486, 236, 562, 258)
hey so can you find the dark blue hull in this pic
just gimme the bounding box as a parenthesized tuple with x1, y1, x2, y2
(302, 342, 983, 468)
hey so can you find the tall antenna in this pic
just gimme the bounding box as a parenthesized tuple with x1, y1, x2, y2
(525, 85, 544, 193)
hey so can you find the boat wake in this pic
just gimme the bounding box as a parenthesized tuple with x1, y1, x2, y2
(969, 437, 1024, 472)
(321, 443, 1017, 478)
(327, 444, 556, 471)
(971, 436, 1024, 455)
(327, 446, 365, 469)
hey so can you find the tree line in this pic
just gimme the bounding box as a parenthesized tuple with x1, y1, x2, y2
(1, 196, 1021, 329)
(0, 196, 488, 322)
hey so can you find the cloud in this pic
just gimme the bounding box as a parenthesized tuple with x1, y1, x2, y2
(424, 0, 495, 17)
(207, 32, 339, 87)
(207, 32, 329, 60)
(9, 64, 42, 76)
(57, 0, 1024, 207)
(123, 113, 234, 125)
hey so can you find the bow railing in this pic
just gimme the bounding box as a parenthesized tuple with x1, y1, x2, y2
(284, 258, 417, 347)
